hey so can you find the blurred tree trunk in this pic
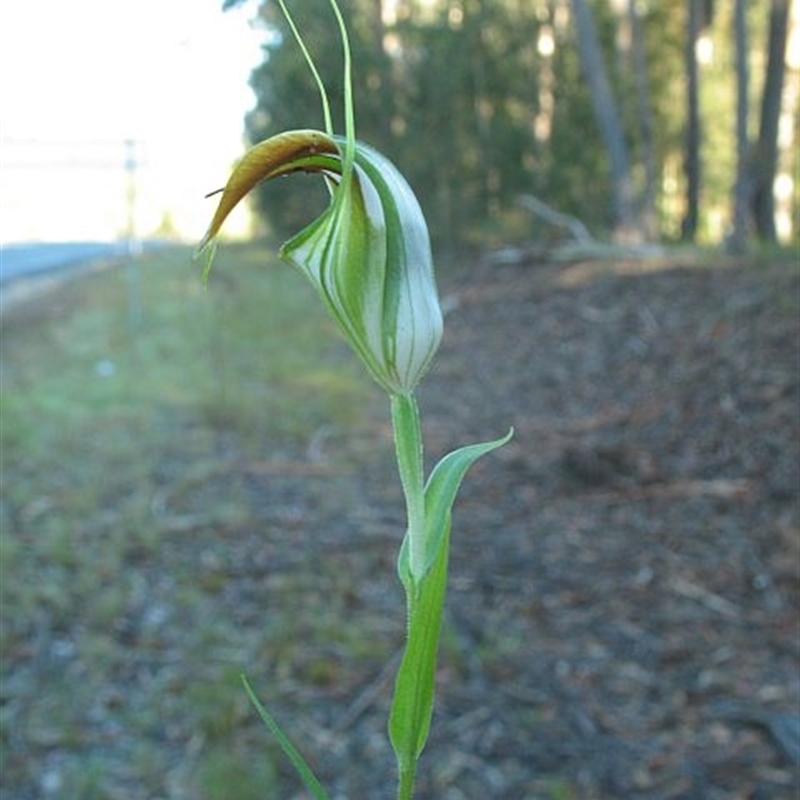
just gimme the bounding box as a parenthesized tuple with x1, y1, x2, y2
(681, 0, 703, 241)
(467, 1, 495, 222)
(729, 0, 751, 253)
(750, 0, 790, 241)
(628, 0, 658, 240)
(570, 0, 637, 240)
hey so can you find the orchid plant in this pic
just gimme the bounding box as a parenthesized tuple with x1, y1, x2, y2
(199, 2, 511, 797)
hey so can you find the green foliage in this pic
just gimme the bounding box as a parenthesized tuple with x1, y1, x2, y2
(243, 0, 622, 243)
(240, 0, 795, 247)
(246, 0, 548, 249)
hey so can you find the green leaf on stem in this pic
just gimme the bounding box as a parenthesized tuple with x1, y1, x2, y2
(389, 428, 513, 784)
(389, 522, 450, 787)
(421, 428, 514, 573)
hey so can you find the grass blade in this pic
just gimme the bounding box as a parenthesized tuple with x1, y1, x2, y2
(241, 675, 332, 800)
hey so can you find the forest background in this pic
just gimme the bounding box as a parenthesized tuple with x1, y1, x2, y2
(224, 0, 798, 257)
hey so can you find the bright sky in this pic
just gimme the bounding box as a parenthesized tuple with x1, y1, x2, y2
(0, 0, 267, 243)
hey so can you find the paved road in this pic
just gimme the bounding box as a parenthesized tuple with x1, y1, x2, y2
(0, 241, 135, 284)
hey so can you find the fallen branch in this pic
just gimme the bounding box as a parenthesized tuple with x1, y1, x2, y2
(517, 194, 594, 244)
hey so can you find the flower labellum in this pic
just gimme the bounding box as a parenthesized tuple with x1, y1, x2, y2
(199, 130, 443, 396)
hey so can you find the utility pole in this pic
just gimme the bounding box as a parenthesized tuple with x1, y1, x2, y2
(124, 138, 142, 331)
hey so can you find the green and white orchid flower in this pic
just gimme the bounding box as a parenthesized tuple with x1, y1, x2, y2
(199, 3, 511, 799)
(199, 130, 442, 396)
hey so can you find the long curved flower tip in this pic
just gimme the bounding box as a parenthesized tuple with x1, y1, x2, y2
(198, 129, 339, 254)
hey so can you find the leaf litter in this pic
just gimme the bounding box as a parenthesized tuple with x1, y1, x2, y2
(1, 252, 797, 799)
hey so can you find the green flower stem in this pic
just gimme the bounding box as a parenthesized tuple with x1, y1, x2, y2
(390, 393, 426, 584)
(389, 392, 430, 799)
(275, 0, 333, 136)
(397, 762, 416, 800)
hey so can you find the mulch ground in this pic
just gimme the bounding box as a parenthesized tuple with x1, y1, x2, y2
(296, 254, 799, 799)
(4, 252, 799, 800)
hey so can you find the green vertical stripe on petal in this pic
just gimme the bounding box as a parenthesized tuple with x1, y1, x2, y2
(344, 140, 442, 393)
(282, 139, 442, 395)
